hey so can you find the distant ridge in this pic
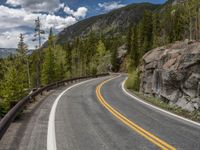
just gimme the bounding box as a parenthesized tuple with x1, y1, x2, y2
(0, 48, 16, 58)
(56, 3, 160, 44)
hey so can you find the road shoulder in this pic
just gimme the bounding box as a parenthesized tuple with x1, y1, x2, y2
(122, 77, 200, 128)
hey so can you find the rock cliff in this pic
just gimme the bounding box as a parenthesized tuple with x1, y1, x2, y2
(140, 40, 200, 111)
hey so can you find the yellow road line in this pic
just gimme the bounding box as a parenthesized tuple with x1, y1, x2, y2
(96, 78, 176, 150)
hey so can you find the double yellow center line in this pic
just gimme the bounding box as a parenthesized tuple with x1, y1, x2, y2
(96, 77, 176, 150)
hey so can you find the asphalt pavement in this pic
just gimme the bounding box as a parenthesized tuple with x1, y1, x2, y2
(1, 75, 200, 150)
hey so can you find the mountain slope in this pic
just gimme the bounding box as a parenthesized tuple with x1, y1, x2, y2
(0, 48, 16, 58)
(56, 3, 160, 44)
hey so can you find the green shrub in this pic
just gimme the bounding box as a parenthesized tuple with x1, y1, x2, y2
(126, 70, 140, 91)
(0, 99, 9, 117)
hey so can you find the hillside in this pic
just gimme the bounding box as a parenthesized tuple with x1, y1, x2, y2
(0, 48, 16, 58)
(55, 0, 186, 45)
(56, 3, 160, 44)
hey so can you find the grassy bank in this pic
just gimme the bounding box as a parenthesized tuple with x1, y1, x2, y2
(126, 70, 140, 91)
(125, 72, 200, 123)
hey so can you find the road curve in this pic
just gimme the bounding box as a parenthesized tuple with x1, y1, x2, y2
(52, 74, 200, 150)
(1, 75, 200, 150)
(53, 75, 159, 150)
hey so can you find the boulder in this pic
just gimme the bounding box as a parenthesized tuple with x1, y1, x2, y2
(140, 40, 200, 112)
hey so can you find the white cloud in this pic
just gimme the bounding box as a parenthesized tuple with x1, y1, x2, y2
(73, 7, 88, 19)
(1, 1, 88, 48)
(44, 15, 77, 29)
(98, 1, 125, 11)
(6, 0, 60, 13)
(0, 5, 78, 48)
(63, 5, 74, 15)
(0, 30, 47, 49)
(0, 5, 77, 30)
(0, 30, 22, 48)
(6, 0, 20, 6)
(0, 6, 27, 29)
(63, 5, 88, 19)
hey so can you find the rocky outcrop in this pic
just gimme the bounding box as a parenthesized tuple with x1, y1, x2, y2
(140, 40, 200, 111)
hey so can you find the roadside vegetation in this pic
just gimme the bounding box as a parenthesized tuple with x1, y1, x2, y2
(126, 70, 140, 91)
(0, 18, 123, 118)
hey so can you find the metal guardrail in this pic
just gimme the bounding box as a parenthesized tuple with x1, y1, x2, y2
(0, 73, 109, 140)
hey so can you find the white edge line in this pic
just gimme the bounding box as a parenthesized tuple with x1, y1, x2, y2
(121, 77, 200, 128)
(47, 77, 105, 150)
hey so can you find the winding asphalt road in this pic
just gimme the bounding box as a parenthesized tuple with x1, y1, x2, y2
(1, 75, 200, 150)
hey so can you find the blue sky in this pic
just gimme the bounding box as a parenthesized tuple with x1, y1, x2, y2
(59, 0, 166, 17)
(0, 0, 166, 48)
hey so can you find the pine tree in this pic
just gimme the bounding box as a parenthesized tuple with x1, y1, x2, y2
(111, 48, 118, 72)
(174, 7, 185, 41)
(127, 26, 132, 54)
(1, 59, 28, 114)
(96, 40, 109, 73)
(168, 4, 186, 42)
(64, 42, 72, 77)
(54, 45, 66, 80)
(96, 40, 106, 59)
(185, 0, 200, 40)
(129, 26, 139, 70)
(152, 14, 161, 47)
(41, 28, 56, 85)
(79, 40, 86, 76)
(0, 58, 5, 80)
(87, 32, 98, 74)
(17, 34, 31, 88)
(143, 11, 153, 53)
(139, 11, 153, 55)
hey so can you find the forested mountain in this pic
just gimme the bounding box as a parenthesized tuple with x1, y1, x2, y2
(55, 0, 188, 45)
(56, 3, 160, 44)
